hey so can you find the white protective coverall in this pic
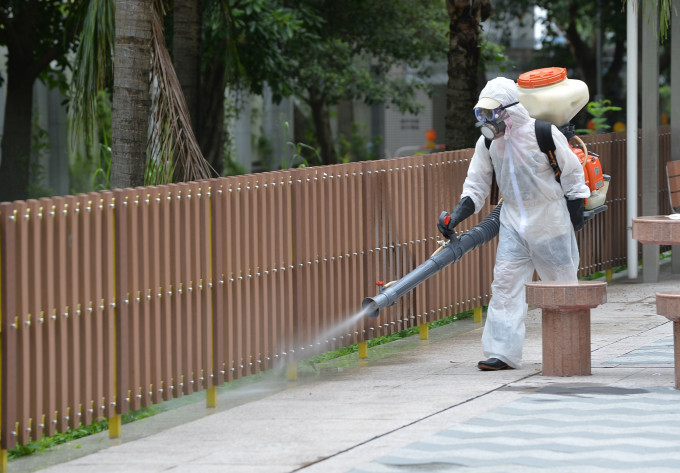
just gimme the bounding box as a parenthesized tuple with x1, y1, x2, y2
(461, 77, 590, 368)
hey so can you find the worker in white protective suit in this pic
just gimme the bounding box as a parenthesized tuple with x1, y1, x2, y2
(437, 77, 590, 371)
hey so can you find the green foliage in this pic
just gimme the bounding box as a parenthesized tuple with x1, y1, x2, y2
(220, 93, 242, 176)
(656, 0, 675, 41)
(70, 90, 113, 193)
(337, 123, 382, 163)
(1, 0, 84, 91)
(480, 41, 516, 73)
(223, 156, 249, 176)
(256, 0, 449, 163)
(627, 0, 675, 41)
(69, 0, 115, 193)
(202, 0, 314, 101)
(8, 407, 158, 460)
(69, 0, 115, 152)
(91, 142, 113, 190)
(8, 423, 106, 460)
(254, 134, 273, 168)
(489, 0, 625, 82)
(279, 1, 448, 111)
(281, 121, 319, 169)
(535, 0, 628, 42)
(529, 42, 576, 71)
(27, 117, 55, 199)
(660, 84, 671, 122)
(576, 99, 623, 135)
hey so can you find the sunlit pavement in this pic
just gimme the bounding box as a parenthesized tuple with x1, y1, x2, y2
(12, 261, 680, 473)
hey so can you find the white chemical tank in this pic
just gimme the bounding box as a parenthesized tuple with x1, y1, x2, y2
(517, 67, 589, 127)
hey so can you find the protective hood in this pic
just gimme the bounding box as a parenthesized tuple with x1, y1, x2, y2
(477, 77, 531, 128)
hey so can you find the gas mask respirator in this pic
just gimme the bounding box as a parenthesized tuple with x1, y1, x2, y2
(474, 101, 519, 140)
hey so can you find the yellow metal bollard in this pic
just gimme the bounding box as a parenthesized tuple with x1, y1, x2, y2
(474, 306, 483, 323)
(358, 341, 368, 359)
(109, 413, 122, 439)
(606, 269, 613, 281)
(286, 363, 298, 381)
(419, 323, 429, 340)
(1, 449, 7, 473)
(206, 386, 218, 408)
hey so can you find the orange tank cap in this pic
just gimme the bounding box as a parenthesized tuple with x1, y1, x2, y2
(517, 67, 567, 88)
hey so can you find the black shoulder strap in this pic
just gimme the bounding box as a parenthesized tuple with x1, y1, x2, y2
(535, 119, 561, 183)
(483, 137, 500, 204)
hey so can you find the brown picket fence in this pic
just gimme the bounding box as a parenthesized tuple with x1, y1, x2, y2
(0, 129, 671, 450)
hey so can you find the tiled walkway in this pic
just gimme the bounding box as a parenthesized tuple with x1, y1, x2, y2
(350, 337, 680, 473)
(350, 385, 680, 473)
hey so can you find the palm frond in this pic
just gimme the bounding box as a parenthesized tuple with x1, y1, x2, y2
(630, 0, 675, 40)
(69, 0, 115, 148)
(148, 3, 215, 185)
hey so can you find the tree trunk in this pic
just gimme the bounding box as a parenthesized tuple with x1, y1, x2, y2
(111, 0, 153, 189)
(308, 90, 337, 165)
(173, 0, 201, 129)
(602, 39, 625, 100)
(198, 57, 227, 175)
(445, 0, 491, 151)
(0, 58, 35, 202)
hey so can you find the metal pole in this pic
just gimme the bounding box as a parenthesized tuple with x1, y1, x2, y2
(641, 0, 659, 282)
(626, 0, 639, 279)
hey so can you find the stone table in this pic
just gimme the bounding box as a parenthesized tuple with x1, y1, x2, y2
(526, 281, 607, 377)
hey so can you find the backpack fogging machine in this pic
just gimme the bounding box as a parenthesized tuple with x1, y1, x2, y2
(362, 67, 610, 319)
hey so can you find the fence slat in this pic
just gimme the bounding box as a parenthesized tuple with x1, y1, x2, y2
(159, 187, 174, 400)
(113, 190, 130, 416)
(147, 188, 163, 404)
(87, 194, 103, 422)
(100, 192, 116, 419)
(25, 200, 44, 442)
(198, 183, 212, 389)
(1, 203, 19, 450)
(76, 195, 93, 427)
(38, 198, 56, 437)
(209, 180, 225, 385)
(135, 188, 151, 407)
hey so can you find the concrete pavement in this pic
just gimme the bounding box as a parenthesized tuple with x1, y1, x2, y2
(11, 261, 680, 473)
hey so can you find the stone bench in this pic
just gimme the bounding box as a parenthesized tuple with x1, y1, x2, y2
(526, 281, 607, 377)
(655, 291, 680, 389)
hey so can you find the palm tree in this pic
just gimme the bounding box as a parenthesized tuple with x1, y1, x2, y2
(72, 0, 212, 190)
(110, 0, 153, 188)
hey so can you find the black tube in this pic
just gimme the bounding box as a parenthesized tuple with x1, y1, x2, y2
(362, 203, 503, 318)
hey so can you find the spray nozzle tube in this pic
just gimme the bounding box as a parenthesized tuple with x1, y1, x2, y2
(362, 297, 382, 318)
(362, 203, 503, 318)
